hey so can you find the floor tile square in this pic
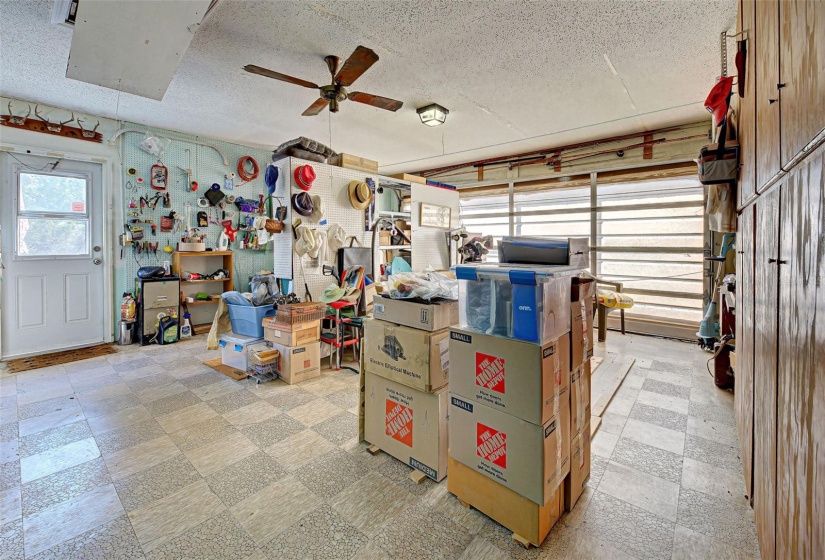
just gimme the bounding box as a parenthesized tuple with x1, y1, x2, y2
(688, 401, 736, 427)
(145, 390, 202, 417)
(155, 402, 220, 434)
(372, 502, 473, 560)
(0, 518, 23, 560)
(27, 515, 143, 560)
(81, 393, 140, 420)
(145, 514, 258, 560)
(183, 430, 259, 477)
(686, 416, 739, 448)
(135, 381, 189, 405)
(114, 454, 201, 511)
(311, 411, 358, 445)
(286, 397, 344, 426)
(18, 409, 85, 438)
(265, 387, 316, 411)
(671, 524, 756, 560)
(208, 390, 261, 415)
(205, 451, 286, 507)
(677, 487, 759, 556)
(629, 401, 688, 432)
(20, 437, 100, 484)
(591, 429, 619, 458)
(103, 435, 180, 481)
(16, 395, 80, 422)
(221, 400, 280, 426)
(241, 414, 305, 449)
(18, 421, 92, 458)
(598, 461, 680, 521)
(681, 457, 749, 507)
(21, 457, 109, 516)
(635, 390, 690, 415)
(262, 504, 368, 560)
(169, 416, 234, 450)
(0, 484, 21, 525)
(684, 434, 743, 474)
(621, 418, 685, 455)
(1, 461, 21, 491)
(294, 448, 370, 499)
(610, 437, 683, 483)
(329, 471, 418, 536)
(264, 429, 336, 471)
(85, 404, 152, 436)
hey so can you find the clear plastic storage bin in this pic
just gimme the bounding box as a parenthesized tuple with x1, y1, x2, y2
(455, 264, 575, 344)
(219, 333, 264, 371)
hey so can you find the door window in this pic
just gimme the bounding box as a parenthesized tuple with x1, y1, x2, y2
(16, 171, 90, 257)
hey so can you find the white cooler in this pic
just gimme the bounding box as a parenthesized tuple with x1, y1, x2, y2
(219, 333, 263, 371)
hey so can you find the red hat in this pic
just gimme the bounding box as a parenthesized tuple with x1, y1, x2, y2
(704, 76, 734, 127)
(293, 164, 316, 191)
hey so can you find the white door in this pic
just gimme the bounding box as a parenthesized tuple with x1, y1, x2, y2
(0, 153, 106, 358)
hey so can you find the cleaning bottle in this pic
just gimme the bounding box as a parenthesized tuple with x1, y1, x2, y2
(180, 313, 192, 339)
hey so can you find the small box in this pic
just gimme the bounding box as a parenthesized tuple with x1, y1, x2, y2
(263, 319, 320, 346)
(263, 316, 320, 334)
(564, 422, 591, 511)
(364, 372, 448, 481)
(570, 361, 591, 438)
(447, 455, 563, 547)
(387, 173, 427, 185)
(267, 340, 321, 384)
(330, 153, 378, 173)
(571, 277, 596, 303)
(219, 333, 263, 371)
(372, 296, 458, 332)
(570, 301, 594, 369)
(449, 394, 570, 506)
(449, 328, 570, 426)
(364, 319, 449, 393)
(455, 264, 572, 345)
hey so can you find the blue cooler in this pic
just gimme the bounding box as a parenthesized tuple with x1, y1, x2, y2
(455, 264, 575, 344)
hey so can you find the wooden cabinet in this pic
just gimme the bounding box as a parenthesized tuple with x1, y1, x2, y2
(780, 1, 825, 166)
(171, 251, 234, 334)
(753, 186, 780, 560)
(737, 0, 757, 208)
(755, 0, 781, 192)
(734, 204, 755, 504)
(776, 150, 824, 559)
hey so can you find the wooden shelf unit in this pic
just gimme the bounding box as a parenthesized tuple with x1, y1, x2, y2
(172, 252, 234, 325)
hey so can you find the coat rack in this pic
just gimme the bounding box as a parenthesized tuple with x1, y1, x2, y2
(0, 103, 103, 143)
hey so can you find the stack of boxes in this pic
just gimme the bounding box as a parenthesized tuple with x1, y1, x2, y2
(262, 304, 323, 384)
(447, 264, 595, 546)
(362, 297, 457, 481)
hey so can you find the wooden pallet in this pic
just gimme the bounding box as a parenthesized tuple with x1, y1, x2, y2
(203, 357, 248, 380)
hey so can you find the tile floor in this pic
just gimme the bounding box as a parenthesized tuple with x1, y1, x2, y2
(0, 333, 759, 559)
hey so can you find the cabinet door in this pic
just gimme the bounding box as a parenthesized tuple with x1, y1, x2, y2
(735, 204, 755, 504)
(738, 0, 757, 208)
(777, 150, 824, 559)
(756, 0, 781, 192)
(780, 1, 825, 164)
(753, 186, 780, 560)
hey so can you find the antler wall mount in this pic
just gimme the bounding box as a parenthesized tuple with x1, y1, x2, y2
(244, 45, 403, 116)
(1, 102, 103, 143)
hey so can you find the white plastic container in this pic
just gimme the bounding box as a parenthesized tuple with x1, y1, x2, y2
(219, 332, 263, 371)
(455, 264, 575, 345)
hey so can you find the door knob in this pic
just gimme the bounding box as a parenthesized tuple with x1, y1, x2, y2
(93, 258, 102, 265)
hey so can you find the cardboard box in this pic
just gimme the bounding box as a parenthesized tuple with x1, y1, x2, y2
(570, 361, 591, 438)
(330, 153, 378, 173)
(447, 455, 563, 547)
(365, 372, 448, 481)
(364, 319, 449, 392)
(571, 277, 596, 302)
(388, 173, 427, 185)
(263, 319, 320, 346)
(263, 316, 320, 334)
(267, 340, 321, 384)
(373, 296, 458, 332)
(449, 328, 570, 426)
(564, 421, 591, 511)
(570, 300, 594, 370)
(449, 394, 570, 505)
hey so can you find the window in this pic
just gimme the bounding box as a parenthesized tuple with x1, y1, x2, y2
(16, 171, 90, 257)
(459, 171, 706, 335)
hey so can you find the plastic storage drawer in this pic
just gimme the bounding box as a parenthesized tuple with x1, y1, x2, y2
(455, 264, 574, 344)
(219, 333, 264, 371)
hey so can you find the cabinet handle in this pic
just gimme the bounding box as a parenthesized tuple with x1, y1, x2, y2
(769, 99, 778, 104)
(768, 258, 777, 263)
(737, 251, 745, 254)
(777, 83, 786, 89)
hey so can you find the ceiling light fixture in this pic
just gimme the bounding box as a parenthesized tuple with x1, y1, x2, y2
(416, 103, 449, 126)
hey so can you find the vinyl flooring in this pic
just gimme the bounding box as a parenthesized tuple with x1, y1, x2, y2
(0, 333, 759, 559)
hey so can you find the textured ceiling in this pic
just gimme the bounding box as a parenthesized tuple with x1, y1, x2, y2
(0, 0, 736, 173)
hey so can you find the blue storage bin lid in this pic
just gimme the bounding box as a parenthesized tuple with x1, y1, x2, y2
(454, 263, 580, 283)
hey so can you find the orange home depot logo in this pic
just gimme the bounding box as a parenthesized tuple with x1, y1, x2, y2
(385, 400, 413, 447)
(476, 352, 505, 394)
(477, 422, 507, 468)
(303, 359, 311, 368)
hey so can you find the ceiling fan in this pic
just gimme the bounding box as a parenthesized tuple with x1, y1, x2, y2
(244, 45, 403, 116)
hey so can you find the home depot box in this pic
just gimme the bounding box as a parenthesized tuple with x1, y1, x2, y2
(267, 340, 321, 384)
(449, 394, 570, 505)
(449, 328, 570, 426)
(447, 455, 563, 547)
(364, 372, 448, 481)
(570, 360, 591, 438)
(564, 421, 591, 511)
(570, 301, 594, 369)
(263, 319, 321, 346)
(364, 319, 449, 393)
(372, 296, 458, 332)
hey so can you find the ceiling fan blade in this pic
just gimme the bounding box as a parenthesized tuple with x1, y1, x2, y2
(302, 98, 330, 116)
(334, 46, 379, 87)
(347, 92, 403, 112)
(243, 65, 319, 89)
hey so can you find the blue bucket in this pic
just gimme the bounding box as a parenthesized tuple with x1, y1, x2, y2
(226, 303, 275, 338)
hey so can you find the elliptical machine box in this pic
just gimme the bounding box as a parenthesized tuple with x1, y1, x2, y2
(449, 394, 570, 505)
(364, 372, 449, 481)
(372, 296, 458, 332)
(364, 318, 449, 393)
(449, 328, 570, 426)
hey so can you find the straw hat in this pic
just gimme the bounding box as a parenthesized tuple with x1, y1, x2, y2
(347, 180, 373, 210)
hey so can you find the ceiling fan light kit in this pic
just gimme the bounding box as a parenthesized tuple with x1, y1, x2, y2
(417, 103, 449, 126)
(244, 46, 403, 116)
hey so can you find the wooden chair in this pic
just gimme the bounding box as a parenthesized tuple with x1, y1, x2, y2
(581, 272, 627, 342)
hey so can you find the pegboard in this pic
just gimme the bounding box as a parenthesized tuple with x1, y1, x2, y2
(117, 124, 283, 301)
(288, 157, 375, 301)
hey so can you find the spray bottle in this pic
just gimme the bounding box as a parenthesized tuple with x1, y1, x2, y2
(180, 313, 192, 339)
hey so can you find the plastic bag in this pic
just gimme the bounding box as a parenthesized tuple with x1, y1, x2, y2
(386, 271, 458, 301)
(138, 134, 170, 159)
(249, 274, 281, 306)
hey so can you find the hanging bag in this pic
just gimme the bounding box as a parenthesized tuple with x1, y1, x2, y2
(336, 236, 372, 279)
